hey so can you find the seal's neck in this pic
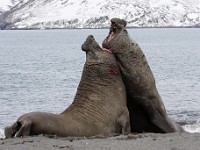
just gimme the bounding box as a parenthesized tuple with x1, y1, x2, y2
(86, 50, 115, 65)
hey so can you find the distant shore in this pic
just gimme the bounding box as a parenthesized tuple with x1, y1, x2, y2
(1, 132, 200, 150)
(0, 26, 200, 30)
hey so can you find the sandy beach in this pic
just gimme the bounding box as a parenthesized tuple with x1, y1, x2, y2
(0, 132, 200, 150)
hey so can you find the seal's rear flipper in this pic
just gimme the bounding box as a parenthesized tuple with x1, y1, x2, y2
(172, 121, 185, 132)
(137, 97, 176, 133)
(4, 122, 20, 138)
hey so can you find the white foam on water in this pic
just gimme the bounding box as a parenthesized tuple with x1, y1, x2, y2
(183, 120, 200, 133)
(0, 129, 5, 139)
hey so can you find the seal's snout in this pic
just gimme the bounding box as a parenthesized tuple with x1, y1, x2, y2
(82, 35, 96, 52)
(110, 18, 127, 33)
(86, 35, 95, 42)
(85, 35, 96, 44)
(81, 43, 87, 52)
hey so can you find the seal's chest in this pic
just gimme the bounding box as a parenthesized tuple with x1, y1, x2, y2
(85, 64, 120, 77)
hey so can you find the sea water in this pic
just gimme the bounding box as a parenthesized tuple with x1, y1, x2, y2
(0, 28, 200, 138)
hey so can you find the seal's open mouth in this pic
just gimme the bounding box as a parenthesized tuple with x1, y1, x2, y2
(111, 21, 117, 33)
(107, 19, 120, 41)
(105, 21, 118, 43)
(106, 32, 116, 43)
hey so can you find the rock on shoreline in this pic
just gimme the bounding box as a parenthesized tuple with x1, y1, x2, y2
(0, 132, 200, 150)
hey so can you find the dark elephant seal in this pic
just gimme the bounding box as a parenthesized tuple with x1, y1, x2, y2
(102, 18, 184, 133)
(4, 35, 130, 138)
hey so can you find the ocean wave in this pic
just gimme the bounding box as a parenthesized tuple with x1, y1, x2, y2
(183, 120, 200, 133)
(0, 129, 5, 139)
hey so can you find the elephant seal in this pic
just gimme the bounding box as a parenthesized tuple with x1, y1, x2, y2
(4, 35, 130, 138)
(102, 18, 184, 133)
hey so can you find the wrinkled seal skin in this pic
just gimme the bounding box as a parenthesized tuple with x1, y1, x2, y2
(102, 18, 184, 133)
(4, 35, 131, 138)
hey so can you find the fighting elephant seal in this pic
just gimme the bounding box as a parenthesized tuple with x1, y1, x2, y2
(4, 35, 130, 138)
(102, 18, 184, 133)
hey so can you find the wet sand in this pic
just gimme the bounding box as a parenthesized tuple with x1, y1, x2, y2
(1, 132, 200, 150)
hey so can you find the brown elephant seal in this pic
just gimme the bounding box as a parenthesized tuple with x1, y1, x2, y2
(102, 18, 184, 133)
(4, 35, 130, 138)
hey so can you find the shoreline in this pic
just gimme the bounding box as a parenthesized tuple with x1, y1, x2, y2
(1, 132, 200, 150)
(0, 26, 200, 30)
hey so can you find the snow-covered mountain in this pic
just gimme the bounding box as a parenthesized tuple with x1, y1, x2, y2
(0, 0, 200, 29)
(0, 1, 11, 13)
(0, 0, 26, 12)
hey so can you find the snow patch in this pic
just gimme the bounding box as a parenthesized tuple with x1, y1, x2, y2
(0, 0, 12, 11)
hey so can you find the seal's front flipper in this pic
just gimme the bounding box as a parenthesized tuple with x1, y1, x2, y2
(118, 107, 131, 135)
